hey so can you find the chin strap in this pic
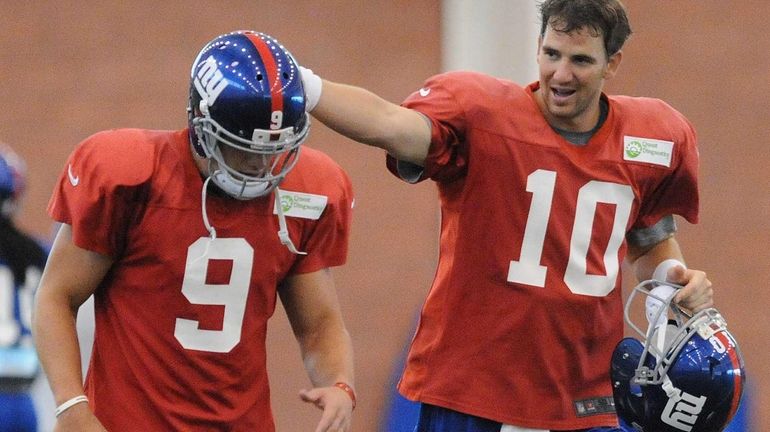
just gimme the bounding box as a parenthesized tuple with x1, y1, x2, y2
(200, 175, 217, 240)
(660, 375, 678, 398)
(646, 284, 677, 359)
(200, 174, 305, 255)
(275, 187, 306, 255)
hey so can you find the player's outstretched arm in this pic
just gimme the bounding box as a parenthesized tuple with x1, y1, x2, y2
(627, 235, 713, 313)
(33, 224, 111, 431)
(280, 268, 355, 432)
(301, 67, 432, 167)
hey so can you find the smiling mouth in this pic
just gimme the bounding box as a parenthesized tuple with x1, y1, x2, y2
(552, 87, 576, 98)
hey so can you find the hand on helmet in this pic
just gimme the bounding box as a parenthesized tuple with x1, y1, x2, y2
(299, 66, 323, 112)
(666, 265, 714, 313)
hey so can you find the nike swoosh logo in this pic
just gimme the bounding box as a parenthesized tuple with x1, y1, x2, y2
(67, 164, 80, 186)
(419, 87, 431, 97)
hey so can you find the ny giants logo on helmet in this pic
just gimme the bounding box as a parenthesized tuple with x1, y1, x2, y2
(194, 55, 229, 106)
(661, 388, 707, 431)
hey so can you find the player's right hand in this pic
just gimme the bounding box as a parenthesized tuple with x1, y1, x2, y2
(299, 385, 354, 432)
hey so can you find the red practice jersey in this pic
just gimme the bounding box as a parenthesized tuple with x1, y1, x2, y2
(390, 72, 699, 430)
(48, 129, 353, 431)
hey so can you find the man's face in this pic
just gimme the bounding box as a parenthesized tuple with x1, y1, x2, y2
(535, 23, 622, 132)
(218, 144, 272, 178)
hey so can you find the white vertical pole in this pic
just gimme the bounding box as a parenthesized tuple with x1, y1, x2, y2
(442, 0, 540, 85)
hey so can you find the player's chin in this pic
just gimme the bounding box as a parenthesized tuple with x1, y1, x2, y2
(547, 106, 580, 125)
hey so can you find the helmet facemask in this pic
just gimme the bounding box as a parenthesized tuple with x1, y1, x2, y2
(191, 98, 308, 200)
(623, 281, 739, 389)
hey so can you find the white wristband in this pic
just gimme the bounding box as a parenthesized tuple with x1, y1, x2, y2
(652, 259, 686, 283)
(55, 395, 89, 418)
(299, 66, 323, 112)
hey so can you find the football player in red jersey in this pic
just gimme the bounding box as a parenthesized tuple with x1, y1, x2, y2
(33, 31, 356, 432)
(298, 0, 713, 431)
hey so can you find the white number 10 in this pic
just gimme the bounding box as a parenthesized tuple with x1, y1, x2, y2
(507, 169, 634, 297)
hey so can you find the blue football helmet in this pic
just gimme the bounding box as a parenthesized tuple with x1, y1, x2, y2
(611, 280, 745, 432)
(0, 154, 13, 200)
(0, 144, 26, 216)
(187, 30, 309, 200)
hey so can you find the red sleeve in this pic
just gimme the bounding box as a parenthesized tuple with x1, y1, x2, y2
(633, 109, 700, 228)
(47, 130, 155, 257)
(386, 72, 471, 183)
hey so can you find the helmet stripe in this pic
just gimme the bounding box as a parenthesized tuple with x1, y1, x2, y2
(716, 331, 743, 420)
(245, 33, 284, 115)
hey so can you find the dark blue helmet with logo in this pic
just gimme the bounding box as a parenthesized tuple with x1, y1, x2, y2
(0, 144, 26, 217)
(611, 280, 745, 432)
(0, 153, 13, 200)
(187, 30, 309, 200)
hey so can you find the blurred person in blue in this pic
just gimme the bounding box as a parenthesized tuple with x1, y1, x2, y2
(0, 143, 48, 432)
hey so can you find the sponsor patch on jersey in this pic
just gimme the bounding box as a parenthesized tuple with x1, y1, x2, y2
(274, 190, 328, 220)
(574, 396, 616, 417)
(623, 136, 674, 167)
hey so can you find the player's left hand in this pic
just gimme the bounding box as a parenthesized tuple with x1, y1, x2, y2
(299, 385, 354, 432)
(667, 265, 714, 313)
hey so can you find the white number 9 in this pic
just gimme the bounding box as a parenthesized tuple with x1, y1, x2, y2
(271, 111, 283, 130)
(174, 238, 253, 353)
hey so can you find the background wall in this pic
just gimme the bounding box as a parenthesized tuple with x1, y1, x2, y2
(1, 1, 766, 431)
